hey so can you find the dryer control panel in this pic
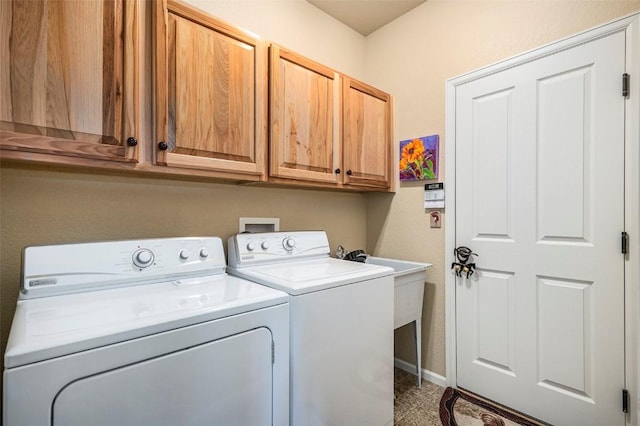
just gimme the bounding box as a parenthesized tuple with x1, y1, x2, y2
(228, 231, 330, 267)
(21, 237, 226, 299)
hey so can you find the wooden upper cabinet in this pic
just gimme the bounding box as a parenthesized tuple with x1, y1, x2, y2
(269, 45, 340, 184)
(155, 0, 267, 180)
(0, 0, 139, 163)
(342, 77, 393, 189)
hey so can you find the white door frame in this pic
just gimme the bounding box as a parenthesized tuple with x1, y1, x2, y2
(444, 12, 640, 424)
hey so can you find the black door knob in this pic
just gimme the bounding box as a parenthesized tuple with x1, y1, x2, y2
(346, 169, 352, 176)
(335, 168, 341, 174)
(158, 141, 168, 151)
(126, 137, 137, 147)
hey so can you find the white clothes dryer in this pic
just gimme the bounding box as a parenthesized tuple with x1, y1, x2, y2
(227, 231, 395, 426)
(3, 237, 289, 426)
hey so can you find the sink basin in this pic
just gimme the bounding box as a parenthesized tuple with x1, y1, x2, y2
(365, 257, 432, 329)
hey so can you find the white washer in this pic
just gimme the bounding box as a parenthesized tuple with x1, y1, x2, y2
(227, 231, 395, 426)
(3, 237, 289, 426)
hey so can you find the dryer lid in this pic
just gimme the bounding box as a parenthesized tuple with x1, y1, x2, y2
(4, 274, 288, 368)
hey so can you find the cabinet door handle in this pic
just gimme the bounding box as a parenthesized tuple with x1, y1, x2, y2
(126, 137, 138, 147)
(346, 169, 352, 176)
(335, 168, 341, 174)
(158, 141, 168, 151)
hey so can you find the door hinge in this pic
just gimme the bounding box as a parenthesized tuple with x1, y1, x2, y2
(272, 341, 275, 364)
(622, 389, 630, 413)
(622, 73, 630, 98)
(622, 232, 629, 255)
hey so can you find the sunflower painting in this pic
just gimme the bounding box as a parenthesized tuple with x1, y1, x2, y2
(399, 135, 439, 181)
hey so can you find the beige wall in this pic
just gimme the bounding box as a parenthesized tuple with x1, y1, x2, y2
(364, 0, 640, 377)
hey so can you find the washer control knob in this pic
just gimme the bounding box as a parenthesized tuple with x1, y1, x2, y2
(283, 237, 296, 250)
(179, 249, 191, 260)
(133, 249, 154, 268)
(261, 241, 270, 250)
(247, 242, 256, 251)
(199, 248, 209, 258)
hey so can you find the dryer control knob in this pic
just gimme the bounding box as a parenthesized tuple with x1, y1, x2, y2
(247, 242, 256, 251)
(199, 248, 209, 258)
(179, 249, 191, 260)
(283, 237, 296, 250)
(133, 249, 154, 268)
(261, 241, 270, 250)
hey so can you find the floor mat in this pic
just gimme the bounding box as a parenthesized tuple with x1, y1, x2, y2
(439, 387, 548, 426)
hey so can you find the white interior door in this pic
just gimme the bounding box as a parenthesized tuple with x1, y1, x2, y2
(455, 30, 626, 425)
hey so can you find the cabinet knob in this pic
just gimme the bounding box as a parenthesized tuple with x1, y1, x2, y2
(126, 137, 138, 147)
(335, 168, 341, 174)
(346, 169, 352, 176)
(158, 141, 168, 151)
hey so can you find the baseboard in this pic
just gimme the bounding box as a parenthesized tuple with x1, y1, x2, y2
(394, 357, 447, 387)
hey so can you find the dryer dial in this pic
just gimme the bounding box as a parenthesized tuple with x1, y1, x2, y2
(133, 249, 154, 268)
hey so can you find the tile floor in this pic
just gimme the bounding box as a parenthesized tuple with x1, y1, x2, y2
(394, 367, 445, 425)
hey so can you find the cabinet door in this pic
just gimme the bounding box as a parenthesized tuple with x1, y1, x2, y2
(156, 0, 267, 180)
(343, 77, 392, 189)
(0, 0, 138, 163)
(270, 45, 340, 184)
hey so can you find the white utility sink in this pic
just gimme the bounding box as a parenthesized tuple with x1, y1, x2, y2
(365, 256, 432, 387)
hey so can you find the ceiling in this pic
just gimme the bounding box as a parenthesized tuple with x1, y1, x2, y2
(306, 0, 426, 36)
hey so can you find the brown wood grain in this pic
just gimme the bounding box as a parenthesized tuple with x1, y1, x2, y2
(0, 0, 137, 163)
(342, 76, 391, 189)
(156, 0, 267, 178)
(0, 0, 13, 122)
(0, 130, 132, 162)
(269, 45, 340, 183)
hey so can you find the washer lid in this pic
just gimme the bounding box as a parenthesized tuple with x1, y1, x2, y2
(4, 274, 288, 368)
(228, 258, 394, 295)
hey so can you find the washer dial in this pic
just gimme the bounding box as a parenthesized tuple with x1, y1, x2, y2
(283, 237, 296, 251)
(179, 249, 191, 260)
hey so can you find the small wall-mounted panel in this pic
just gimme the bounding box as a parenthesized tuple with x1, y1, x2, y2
(239, 217, 280, 233)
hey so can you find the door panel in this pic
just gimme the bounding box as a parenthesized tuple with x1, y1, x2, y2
(155, 0, 267, 178)
(537, 276, 592, 397)
(473, 270, 516, 375)
(0, 0, 137, 162)
(174, 16, 255, 160)
(471, 88, 514, 241)
(53, 328, 273, 426)
(537, 65, 593, 243)
(269, 45, 340, 183)
(455, 30, 625, 425)
(343, 77, 392, 188)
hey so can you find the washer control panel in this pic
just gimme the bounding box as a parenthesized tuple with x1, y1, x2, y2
(21, 237, 227, 299)
(228, 231, 330, 267)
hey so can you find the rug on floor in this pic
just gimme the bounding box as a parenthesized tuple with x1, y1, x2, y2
(439, 387, 547, 426)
